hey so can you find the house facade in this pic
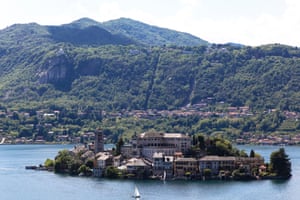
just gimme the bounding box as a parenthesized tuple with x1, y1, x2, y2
(125, 158, 151, 178)
(95, 152, 113, 169)
(137, 131, 191, 160)
(174, 157, 198, 178)
(235, 157, 265, 171)
(199, 156, 236, 175)
(152, 152, 174, 178)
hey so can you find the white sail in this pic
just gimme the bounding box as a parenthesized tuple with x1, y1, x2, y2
(134, 186, 140, 198)
(163, 170, 166, 181)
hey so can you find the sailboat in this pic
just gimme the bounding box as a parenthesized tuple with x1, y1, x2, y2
(161, 170, 166, 181)
(133, 186, 140, 199)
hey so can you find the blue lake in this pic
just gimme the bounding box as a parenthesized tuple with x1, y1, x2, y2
(0, 144, 299, 200)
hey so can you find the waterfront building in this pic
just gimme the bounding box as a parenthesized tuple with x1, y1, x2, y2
(125, 158, 151, 178)
(235, 157, 265, 171)
(199, 156, 236, 175)
(152, 152, 174, 178)
(173, 157, 198, 178)
(95, 152, 113, 169)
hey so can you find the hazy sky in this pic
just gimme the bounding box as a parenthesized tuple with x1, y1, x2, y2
(1, 0, 299, 46)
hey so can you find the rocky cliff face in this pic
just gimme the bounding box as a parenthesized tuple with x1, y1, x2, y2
(38, 54, 74, 91)
(38, 52, 104, 91)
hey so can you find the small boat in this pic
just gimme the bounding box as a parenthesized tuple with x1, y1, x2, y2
(162, 170, 166, 181)
(133, 186, 140, 199)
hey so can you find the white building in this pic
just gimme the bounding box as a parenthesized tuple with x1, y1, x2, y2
(137, 131, 191, 160)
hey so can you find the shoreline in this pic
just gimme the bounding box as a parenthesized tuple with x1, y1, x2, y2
(1, 141, 300, 147)
(25, 165, 292, 181)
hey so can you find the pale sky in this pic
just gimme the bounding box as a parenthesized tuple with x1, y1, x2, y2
(1, 0, 299, 46)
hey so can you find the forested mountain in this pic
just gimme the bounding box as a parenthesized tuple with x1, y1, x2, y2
(102, 18, 209, 46)
(0, 18, 299, 113)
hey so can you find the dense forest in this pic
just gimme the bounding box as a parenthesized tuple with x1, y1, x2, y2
(0, 18, 300, 143)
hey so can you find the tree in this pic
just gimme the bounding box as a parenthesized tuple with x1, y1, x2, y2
(203, 168, 212, 178)
(85, 159, 94, 169)
(54, 150, 72, 173)
(78, 164, 92, 176)
(69, 159, 83, 175)
(115, 137, 124, 156)
(105, 166, 120, 178)
(197, 135, 206, 150)
(270, 148, 291, 178)
(44, 158, 54, 168)
(250, 149, 255, 158)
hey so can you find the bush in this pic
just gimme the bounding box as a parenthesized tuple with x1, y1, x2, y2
(44, 158, 54, 168)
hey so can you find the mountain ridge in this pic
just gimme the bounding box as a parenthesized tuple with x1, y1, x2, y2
(0, 17, 208, 47)
(102, 17, 209, 46)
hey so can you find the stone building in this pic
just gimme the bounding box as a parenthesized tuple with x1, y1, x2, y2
(94, 129, 104, 153)
(199, 156, 236, 175)
(173, 157, 198, 178)
(137, 131, 191, 160)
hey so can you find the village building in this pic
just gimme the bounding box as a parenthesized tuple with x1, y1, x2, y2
(152, 152, 174, 179)
(124, 158, 152, 178)
(173, 157, 198, 178)
(235, 157, 265, 172)
(121, 144, 135, 158)
(95, 152, 113, 169)
(199, 156, 236, 176)
(113, 155, 122, 167)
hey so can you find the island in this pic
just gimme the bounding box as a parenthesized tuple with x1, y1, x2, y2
(40, 130, 292, 181)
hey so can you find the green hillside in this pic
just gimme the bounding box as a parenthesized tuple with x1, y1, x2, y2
(1, 18, 300, 142)
(0, 19, 300, 112)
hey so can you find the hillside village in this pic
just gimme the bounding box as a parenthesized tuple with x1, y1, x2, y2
(1, 103, 300, 145)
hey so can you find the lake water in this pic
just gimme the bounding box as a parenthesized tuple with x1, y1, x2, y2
(0, 144, 299, 200)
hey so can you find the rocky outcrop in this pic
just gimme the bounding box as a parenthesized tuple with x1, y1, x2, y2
(38, 54, 74, 91)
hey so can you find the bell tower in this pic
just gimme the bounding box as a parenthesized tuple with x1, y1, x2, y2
(94, 129, 104, 153)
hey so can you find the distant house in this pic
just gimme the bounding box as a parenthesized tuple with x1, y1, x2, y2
(56, 135, 69, 142)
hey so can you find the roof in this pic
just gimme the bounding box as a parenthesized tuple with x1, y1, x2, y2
(199, 156, 236, 161)
(139, 131, 189, 139)
(96, 152, 112, 160)
(126, 158, 148, 167)
(175, 157, 197, 162)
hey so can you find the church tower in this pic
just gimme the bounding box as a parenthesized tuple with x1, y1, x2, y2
(94, 129, 104, 153)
